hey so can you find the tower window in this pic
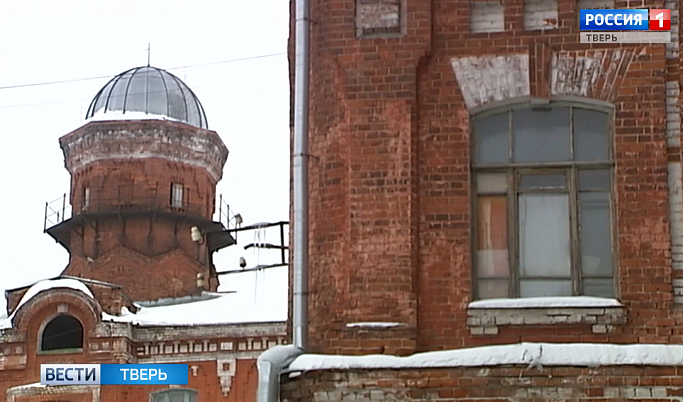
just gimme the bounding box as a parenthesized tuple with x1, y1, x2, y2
(151, 389, 198, 402)
(41, 315, 83, 352)
(171, 183, 184, 208)
(82, 187, 90, 209)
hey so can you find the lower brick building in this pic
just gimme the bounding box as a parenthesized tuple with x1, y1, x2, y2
(1, 277, 285, 402)
(275, 0, 683, 400)
(0, 65, 287, 401)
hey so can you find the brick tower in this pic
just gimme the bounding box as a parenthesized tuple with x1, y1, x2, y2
(45, 66, 233, 302)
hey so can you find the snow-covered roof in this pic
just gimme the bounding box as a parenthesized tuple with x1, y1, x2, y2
(288, 342, 683, 371)
(103, 289, 287, 326)
(468, 296, 622, 309)
(0, 278, 94, 329)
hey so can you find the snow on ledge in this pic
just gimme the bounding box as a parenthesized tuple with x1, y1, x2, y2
(86, 110, 181, 124)
(468, 296, 622, 309)
(7, 382, 46, 390)
(346, 322, 404, 329)
(288, 342, 683, 372)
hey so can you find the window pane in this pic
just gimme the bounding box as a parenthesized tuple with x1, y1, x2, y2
(478, 279, 509, 299)
(520, 279, 572, 297)
(513, 108, 570, 162)
(474, 112, 509, 164)
(574, 108, 609, 161)
(520, 174, 566, 190)
(580, 192, 613, 276)
(579, 169, 610, 191)
(125, 72, 147, 113)
(477, 172, 507, 193)
(583, 278, 614, 298)
(518, 194, 571, 277)
(107, 71, 133, 111)
(477, 196, 509, 278)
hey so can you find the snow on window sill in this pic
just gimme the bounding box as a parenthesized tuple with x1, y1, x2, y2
(467, 296, 626, 335)
(345, 322, 406, 330)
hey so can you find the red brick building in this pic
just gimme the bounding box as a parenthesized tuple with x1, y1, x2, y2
(0, 66, 287, 401)
(280, 0, 683, 400)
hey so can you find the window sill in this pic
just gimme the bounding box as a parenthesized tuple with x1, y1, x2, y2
(37, 348, 83, 355)
(467, 297, 626, 335)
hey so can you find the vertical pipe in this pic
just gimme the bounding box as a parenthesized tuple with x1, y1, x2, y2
(62, 193, 66, 223)
(44, 202, 48, 232)
(257, 2, 310, 400)
(280, 223, 286, 265)
(292, 0, 310, 351)
(219, 194, 223, 225)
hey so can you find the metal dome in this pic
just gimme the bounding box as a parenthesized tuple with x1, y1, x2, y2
(85, 66, 208, 129)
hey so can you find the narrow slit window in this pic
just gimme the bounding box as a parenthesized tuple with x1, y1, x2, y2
(82, 187, 90, 209)
(171, 183, 184, 208)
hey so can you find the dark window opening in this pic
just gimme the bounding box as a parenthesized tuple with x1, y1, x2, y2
(41, 315, 83, 351)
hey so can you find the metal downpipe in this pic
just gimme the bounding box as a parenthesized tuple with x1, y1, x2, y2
(257, 0, 309, 399)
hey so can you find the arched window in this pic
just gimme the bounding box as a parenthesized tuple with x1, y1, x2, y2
(41, 315, 83, 351)
(472, 103, 614, 299)
(151, 389, 198, 402)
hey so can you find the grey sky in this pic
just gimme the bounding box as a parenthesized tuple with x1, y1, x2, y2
(0, 0, 290, 310)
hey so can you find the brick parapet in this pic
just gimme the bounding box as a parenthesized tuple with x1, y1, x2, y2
(59, 119, 228, 183)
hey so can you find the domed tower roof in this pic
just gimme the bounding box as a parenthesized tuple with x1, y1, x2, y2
(85, 66, 208, 129)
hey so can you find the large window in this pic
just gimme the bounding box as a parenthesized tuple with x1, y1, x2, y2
(472, 104, 614, 299)
(41, 315, 83, 352)
(151, 389, 197, 402)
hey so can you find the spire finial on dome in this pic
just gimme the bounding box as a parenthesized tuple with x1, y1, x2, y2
(146, 43, 151, 67)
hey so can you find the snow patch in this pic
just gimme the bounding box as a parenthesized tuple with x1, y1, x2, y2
(346, 322, 404, 329)
(86, 110, 181, 124)
(468, 296, 622, 309)
(288, 342, 683, 371)
(102, 289, 286, 326)
(1, 279, 94, 329)
(15, 279, 93, 312)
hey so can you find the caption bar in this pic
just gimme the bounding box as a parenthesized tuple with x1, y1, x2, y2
(41, 364, 188, 385)
(580, 32, 671, 44)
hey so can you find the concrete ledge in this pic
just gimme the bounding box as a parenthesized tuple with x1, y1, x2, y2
(467, 306, 626, 335)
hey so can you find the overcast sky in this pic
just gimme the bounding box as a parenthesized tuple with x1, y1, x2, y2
(0, 0, 290, 311)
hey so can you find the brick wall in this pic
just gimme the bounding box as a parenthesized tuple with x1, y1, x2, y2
(293, 0, 683, 354)
(281, 366, 683, 401)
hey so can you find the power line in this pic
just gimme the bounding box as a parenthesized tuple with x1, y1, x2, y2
(0, 52, 286, 90)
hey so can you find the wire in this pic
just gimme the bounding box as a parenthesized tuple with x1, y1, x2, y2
(0, 52, 286, 90)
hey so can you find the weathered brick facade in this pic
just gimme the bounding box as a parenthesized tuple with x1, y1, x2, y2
(297, 0, 682, 354)
(283, 0, 683, 400)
